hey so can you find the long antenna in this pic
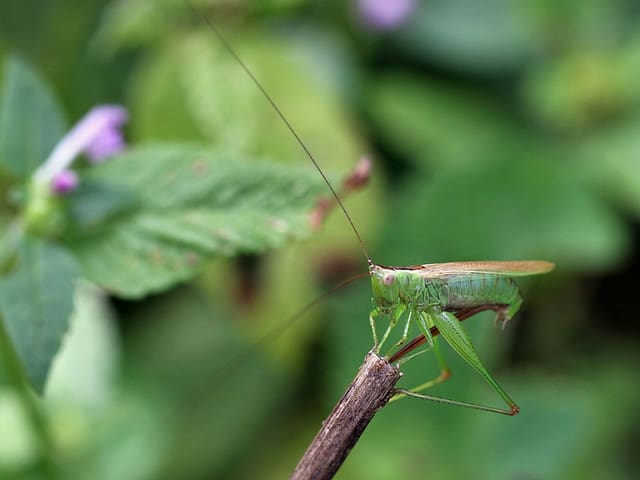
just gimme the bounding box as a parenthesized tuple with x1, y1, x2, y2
(187, 3, 372, 265)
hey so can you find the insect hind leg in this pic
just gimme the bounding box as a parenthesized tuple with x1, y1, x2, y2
(423, 309, 519, 415)
(387, 305, 520, 414)
(445, 303, 515, 329)
(394, 389, 519, 415)
(501, 294, 523, 329)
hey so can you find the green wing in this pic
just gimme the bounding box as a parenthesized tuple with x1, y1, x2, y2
(415, 260, 554, 278)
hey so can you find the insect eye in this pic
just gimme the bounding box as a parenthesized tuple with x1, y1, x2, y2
(383, 274, 394, 285)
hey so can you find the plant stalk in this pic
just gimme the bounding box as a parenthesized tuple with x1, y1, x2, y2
(291, 350, 401, 480)
(0, 314, 58, 477)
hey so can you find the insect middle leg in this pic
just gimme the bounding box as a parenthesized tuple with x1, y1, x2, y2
(386, 309, 419, 356)
(389, 304, 509, 362)
(390, 310, 434, 365)
(390, 312, 451, 402)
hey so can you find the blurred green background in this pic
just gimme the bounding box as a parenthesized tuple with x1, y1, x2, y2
(2, 0, 640, 478)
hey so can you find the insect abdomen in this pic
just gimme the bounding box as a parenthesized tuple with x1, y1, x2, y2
(428, 275, 522, 317)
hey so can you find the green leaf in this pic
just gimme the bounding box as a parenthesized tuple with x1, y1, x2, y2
(64, 144, 327, 298)
(92, 0, 184, 52)
(0, 239, 78, 393)
(118, 286, 290, 478)
(67, 180, 138, 229)
(93, 0, 307, 53)
(521, 47, 640, 132)
(0, 55, 66, 178)
(45, 283, 120, 408)
(578, 118, 640, 217)
(366, 74, 526, 172)
(394, 0, 538, 74)
(127, 29, 364, 175)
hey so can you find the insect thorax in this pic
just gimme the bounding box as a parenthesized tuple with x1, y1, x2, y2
(370, 266, 438, 312)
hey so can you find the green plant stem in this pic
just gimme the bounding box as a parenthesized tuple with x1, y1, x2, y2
(0, 314, 59, 477)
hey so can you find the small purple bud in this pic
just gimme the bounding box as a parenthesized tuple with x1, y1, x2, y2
(357, 0, 416, 30)
(51, 170, 79, 195)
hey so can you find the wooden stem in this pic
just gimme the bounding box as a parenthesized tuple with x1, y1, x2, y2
(291, 350, 401, 480)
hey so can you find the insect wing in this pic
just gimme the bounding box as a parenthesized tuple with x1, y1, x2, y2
(417, 260, 555, 278)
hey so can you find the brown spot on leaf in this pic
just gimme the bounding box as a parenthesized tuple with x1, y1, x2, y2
(192, 159, 208, 176)
(184, 251, 199, 266)
(215, 228, 232, 240)
(150, 249, 165, 266)
(268, 217, 289, 233)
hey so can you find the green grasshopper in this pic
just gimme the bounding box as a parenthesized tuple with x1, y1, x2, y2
(193, 5, 555, 416)
(369, 260, 553, 415)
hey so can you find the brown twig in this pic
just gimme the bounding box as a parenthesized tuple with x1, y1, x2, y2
(291, 350, 401, 480)
(291, 304, 509, 479)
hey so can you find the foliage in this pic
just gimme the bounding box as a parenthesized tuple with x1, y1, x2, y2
(0, 239, 77, 392)
(66, 144, 327, 297)
(0, 56, 67, 178)
(1, 0, 639, 479)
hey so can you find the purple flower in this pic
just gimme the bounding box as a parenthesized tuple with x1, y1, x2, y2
(81, 106, 128, 163)
(51, 170, 79, 195)
(34, 105, 128, 193)
(357, 0, 416, 30)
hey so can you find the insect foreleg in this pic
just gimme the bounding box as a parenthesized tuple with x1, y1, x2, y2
(370, 304, 406, 353)
(377, 305, 407, 353)
(369, 309, 380, 350)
